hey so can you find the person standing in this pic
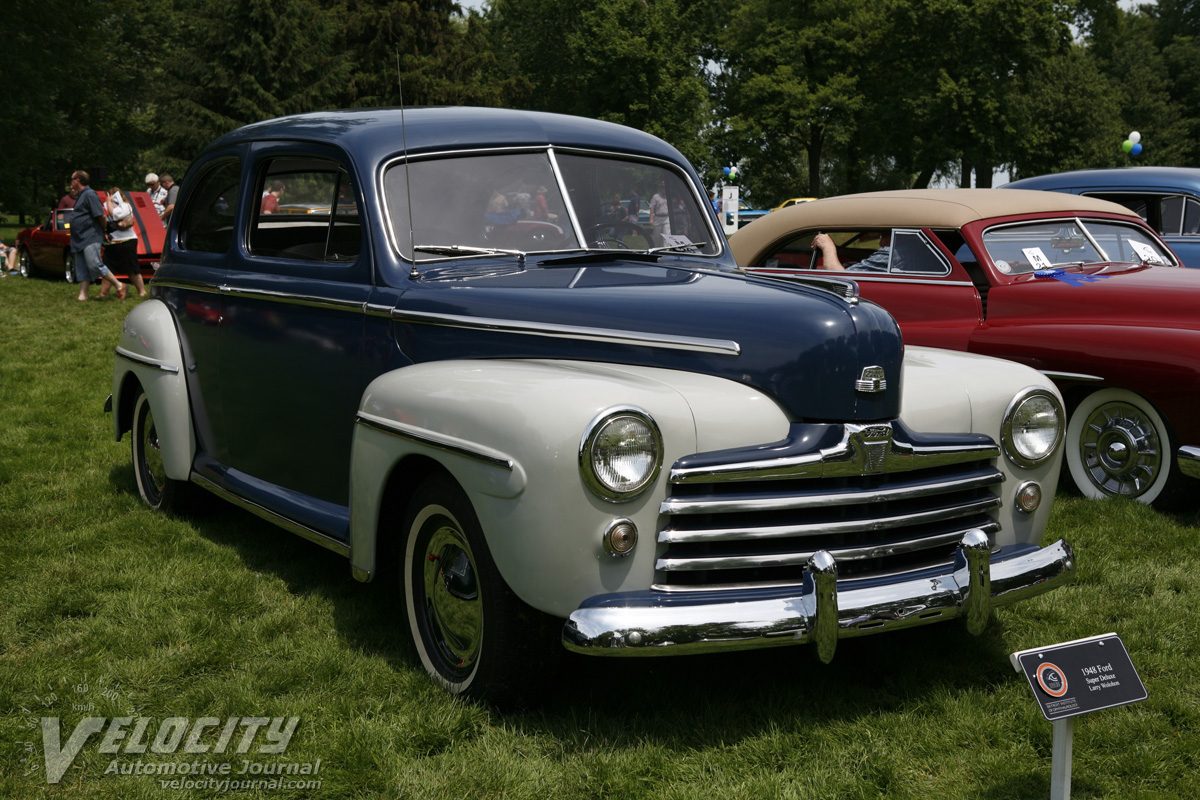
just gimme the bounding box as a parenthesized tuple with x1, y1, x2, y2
(649, 181, 671, 245)
(146, 173, 167, 216)
(69, 170, 124, 301)
(260, 181, 285, 214)
(99, 187, 146, 298)
(160, 173, 179, 223)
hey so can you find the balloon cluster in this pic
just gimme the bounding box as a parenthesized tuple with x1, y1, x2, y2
(722, 166, 738, 180)
(1121, 131, 1143, 157)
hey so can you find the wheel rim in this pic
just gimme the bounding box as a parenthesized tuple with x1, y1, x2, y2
(418, 521, 483, 679)
(136, 401, 167, 505)
(64, 252, 76, 283)
(18, 249, 30, 278)
(1077, 400, 1162, 498)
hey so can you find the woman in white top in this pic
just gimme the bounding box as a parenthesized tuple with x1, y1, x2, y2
(101, 188, 147, 297)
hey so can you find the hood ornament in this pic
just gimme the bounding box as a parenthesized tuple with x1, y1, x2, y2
(856, 366, 887, 393)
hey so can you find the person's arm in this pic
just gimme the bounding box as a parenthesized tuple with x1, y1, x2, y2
(811, 233, 846, 270)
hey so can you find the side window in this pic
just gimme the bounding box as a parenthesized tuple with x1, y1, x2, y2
(1161, 195, 1184, 235)
(250, 157, 361, 263)
(1184, 198, 1200, 235)
(887, 229, 950, 275)
(1086, 192, 1151, 223)
(180, 159, 241, 254)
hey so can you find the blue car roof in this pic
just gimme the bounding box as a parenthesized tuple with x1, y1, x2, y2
(209, 107, 689, 167)
(1006, 166, 1200, 193)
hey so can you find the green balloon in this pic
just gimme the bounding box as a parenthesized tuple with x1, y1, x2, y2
(1122, 139, 1134, 153)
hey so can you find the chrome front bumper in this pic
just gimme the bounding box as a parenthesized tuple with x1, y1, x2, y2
(1179, 446, 1200, 480)
(563, 532, 1075, 662)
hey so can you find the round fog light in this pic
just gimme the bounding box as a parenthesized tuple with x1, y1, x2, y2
(603, 520, 638, 557)
(1015, 481, 1043, 514)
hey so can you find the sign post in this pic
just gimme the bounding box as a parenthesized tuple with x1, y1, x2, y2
(1010, 633, 1147, 800)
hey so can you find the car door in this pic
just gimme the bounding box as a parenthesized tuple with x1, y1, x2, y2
(217, 146, 371, 531)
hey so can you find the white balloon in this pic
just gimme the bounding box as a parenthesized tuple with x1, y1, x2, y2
(1129, 131, 1141, 144)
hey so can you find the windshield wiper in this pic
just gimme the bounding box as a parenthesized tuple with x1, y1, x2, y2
(646, 241, 709, 254)
(414, 244, 527, 262)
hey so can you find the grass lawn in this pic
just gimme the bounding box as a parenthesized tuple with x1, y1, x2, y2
(1, 274, 1197, 799)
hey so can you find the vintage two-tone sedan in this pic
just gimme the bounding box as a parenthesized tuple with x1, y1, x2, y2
(108, 110, 1074, 704)
(731, 189, 1200, 507)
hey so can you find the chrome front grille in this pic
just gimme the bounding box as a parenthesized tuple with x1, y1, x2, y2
(655, 423, 1004, 591)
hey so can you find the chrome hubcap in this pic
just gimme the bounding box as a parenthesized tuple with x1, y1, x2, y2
(420, 524, 482, 676)
(1078, 402, 1161, 497)
(140, 406, 167, 500)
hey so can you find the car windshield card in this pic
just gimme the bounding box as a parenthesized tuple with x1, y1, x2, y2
(1130, 241, 1166, 265)
(1022, 247, 1054, 269)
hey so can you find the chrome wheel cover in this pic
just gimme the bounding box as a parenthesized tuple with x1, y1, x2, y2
(18, 249, 30, 278)
(137, 402, 167, 504)
(419, 523, 483, 678)
(1077, 400, 1162, 498)
(64, 251, 76, 284)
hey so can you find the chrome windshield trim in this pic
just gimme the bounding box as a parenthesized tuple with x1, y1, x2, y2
(192, 474, 350, 557)
(1042, 370, 1104, 382)
(390, 308, 742, 355)
(660, 468, 1004, 515)
(114, 347, 181, 374)
(355, 413, 515, 470)
(659, 496, 1001, 545)
(670, 423, 999, 484)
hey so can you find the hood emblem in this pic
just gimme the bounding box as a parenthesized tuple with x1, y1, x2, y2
(856, 366, 887, 393)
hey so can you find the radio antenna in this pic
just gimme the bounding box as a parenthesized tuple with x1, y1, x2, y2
(398, 47, 419, 279)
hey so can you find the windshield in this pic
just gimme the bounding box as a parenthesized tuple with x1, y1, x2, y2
(383, 149, 718, 261)
(981, 218, 1173, 274)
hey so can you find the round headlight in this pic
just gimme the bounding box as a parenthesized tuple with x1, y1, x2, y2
(1002, 388, 1064, 468)
(580, 408, 662, 501)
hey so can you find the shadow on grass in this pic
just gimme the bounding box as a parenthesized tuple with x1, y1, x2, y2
(109, 460, 1039, 745)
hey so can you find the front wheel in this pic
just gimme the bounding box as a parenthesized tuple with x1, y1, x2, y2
(64, 250, 77, 283)
(1065, 388, 1177, 504)
(402, 475, 559, 706)
(17, 247, 31, 278)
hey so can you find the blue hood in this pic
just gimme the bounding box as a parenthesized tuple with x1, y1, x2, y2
(391, 261, 903, 422)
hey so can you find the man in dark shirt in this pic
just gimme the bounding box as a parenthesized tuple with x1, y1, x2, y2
(69, 170, 125, 301)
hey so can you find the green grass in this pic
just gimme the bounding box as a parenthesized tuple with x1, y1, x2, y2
(1, 274, 1198, 799)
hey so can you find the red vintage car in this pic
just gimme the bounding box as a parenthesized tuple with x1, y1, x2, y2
(730, 188, 1200, 506)
(15, 190, 164, 282)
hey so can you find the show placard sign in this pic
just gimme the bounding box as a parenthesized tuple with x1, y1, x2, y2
(1011, 633, 1147, 722)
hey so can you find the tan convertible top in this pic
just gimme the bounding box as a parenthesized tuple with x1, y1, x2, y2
(728, 188, 1141, 264)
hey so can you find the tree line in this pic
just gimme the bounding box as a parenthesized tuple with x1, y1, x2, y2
(4, 0, 1197, 223)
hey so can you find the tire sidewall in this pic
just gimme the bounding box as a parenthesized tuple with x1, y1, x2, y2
(132, 392, 168, 510)
(1066, 388, 1173, 503)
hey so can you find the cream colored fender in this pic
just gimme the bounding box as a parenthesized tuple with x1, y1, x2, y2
(900, 345, 1065, 548)
(349, 359, 790, 618)
(111, 299, 195, 482)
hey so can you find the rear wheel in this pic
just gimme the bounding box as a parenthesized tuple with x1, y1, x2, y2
(1065, 388, 1177, 504)
(402, 475, 559, 706)
(131, 391, 187, 511)
(64, 250, 77, 283)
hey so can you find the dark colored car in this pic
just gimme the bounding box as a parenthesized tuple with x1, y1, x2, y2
(1004, 167, 1200, 267)
(109, 109, 1073, 704)
(731, 188, 1200, 507)
(16, 190, 165, 281)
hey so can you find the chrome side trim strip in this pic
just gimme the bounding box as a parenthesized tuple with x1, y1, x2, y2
(114, 347, 181, 374)
(1042, 370, 1104, 382)
(217, 285, 366, 313)
(659, 497, 1001, 546)
(562, 537, 1075, 656)
(355, 413, 515, 470)
(391, 308, 742, 356)
(191, 473, 350, 558)
(671, 423, 999, 484)
(661, 469, 1003, 515)
(1178, 445, 1200, 480)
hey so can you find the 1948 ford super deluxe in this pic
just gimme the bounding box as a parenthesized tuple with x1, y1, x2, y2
(108, 108, 1074, 704)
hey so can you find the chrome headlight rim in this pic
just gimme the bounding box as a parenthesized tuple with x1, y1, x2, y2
(579, 406, 663, 502)
(1002, 386, 1065, 468)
